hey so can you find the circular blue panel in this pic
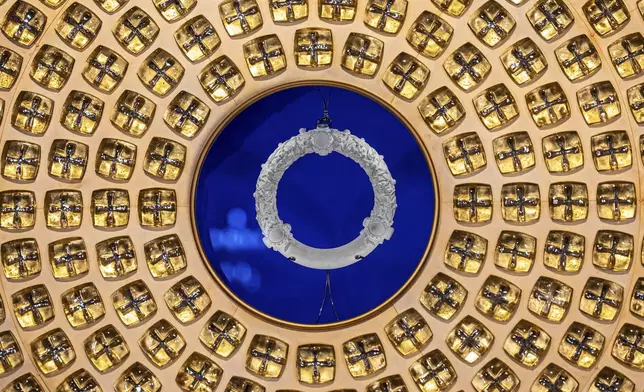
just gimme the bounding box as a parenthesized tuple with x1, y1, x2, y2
(194, 85, 437, 326)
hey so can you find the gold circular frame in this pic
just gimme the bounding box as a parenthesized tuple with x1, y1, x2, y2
(190, 79, 441, 331)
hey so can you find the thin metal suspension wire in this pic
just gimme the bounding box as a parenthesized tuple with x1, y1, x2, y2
(316, 270, 340, 323)
(316, 86, 333, 126)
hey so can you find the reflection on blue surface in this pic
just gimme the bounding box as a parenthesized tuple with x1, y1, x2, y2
(194, 85, 437, 325)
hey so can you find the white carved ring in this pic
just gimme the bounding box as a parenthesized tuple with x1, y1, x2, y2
(254, 125, 397, 270)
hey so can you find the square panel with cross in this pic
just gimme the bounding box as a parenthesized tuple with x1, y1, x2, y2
(492, 132, 535, 174)
(473, 83, 518, 130)
(11, 284, 53, 329)
(30, 328, 75, 375)
(0, 331, 23, 375)
(581, 277, 623, 321)
(199, 310, 247, 358)
(420, 272, 467, 321)
(95, 236, 137, 279)
(199, 55, 245, 102)
(583, 0, 629, 36)
(494, 231, 536, 273)
(61, 282, 105, 329)
(500, 37, 548, 85)
(592, 230, 633, 272)
(225, 377, 265, 392)
(630, 277, 644, 317)
(58, 369, 99, 392)
(548, 182, 588, 222)
(91, 189, 130, 228)
(526, 82, 570, 128)
(114, 362, 161, 392)
(0, 46, 22, 90)
(96, 138, 137, 181)
(12, 90, 53, 135)
(577, 81, 620, 125)
(113, 6, 160, 55)
(83, 46, 128, 93)
(176, 352, 223, 392)
(501, 182, 540, 223)
(542, 131, 583, 173)
(246, 334, 289, 378)
(364, 0, 408, 34)
(468, 0, 515, 48)
(48, 139, 88, 181)
(407, 11, 452, 58)
(95, 0, 129, 12)
(2, 140, 40, 181)
(139, 319, 186, 368)
(471, 358, 519, 392)
(60, 90, 104, 135)
(432, 0, 471, 17)
(144, 137, 187, 181)
(0, 190, 35, 230)
(444, 230, 487, 274)
(528, 276, 572, 322)
(596, 181, 636, 221)
(608, 32, 644, 79)
(44, 190, 83, 230)
(453, 183, 492, 223)
(1, 238, 41, 280)
(342, 33, 384, 76)
(164, 276, 211, 324)
(409, 349, 455, 392)
(627, 82, 644, 123)
(297, 344, 336, 384)
(219, 0, 263, 37)
(384, 308, 432, 356)
(139, 188, 177, 228)
(503, 319, 550, 367)
(153, 0, 196, 22)
(244, 35, 288, 78)
(1, 1, 47, 48)
(418, 87, 465, 134)
(543, 230, 585, 272)
(138, 48, 185, 97)
(443, 43, 490, 91)
(55, 2, 102, 50)
(270, 0, 309, 23)
(558, 322, 604, 368)
(442, 132, 485, 177)
(319, 0, 357, 21)
(112, 279, 157, 327)
(342, 333, 385, 378)
(83, 325, 130, 372)
(527, 0, 574, 41)
(591, 130, 632, 171)
(383, 52, 429, 100)
(530, 363, 578, 392)
(48, 237, 88, 280)
(144, 234, 186, 278)
(164, 91, 210, 138)
(475, 275, 520, 322)
(588, 366, 634, 392)
(555, 34, 601, 81)
(611, 323, 644, 369)
(111, 90, 156, 137)
(295, 28, 333, 68)
(446, 315, 493, 364)
(174, 15, 220, 62)
(3, 373, 43, 391)
(29, 44, 74, 91)
(367, 375, 407, 392)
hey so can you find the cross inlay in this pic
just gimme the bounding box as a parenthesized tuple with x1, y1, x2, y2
(296, 32, 330, 66)
(101, 241, 134, 276)
(185, 362, 216, 390)
(595, 233, 630, 269)
(148, 328, 179, 356)
(0, 339, 18, 370)
(480, 91, 513, 121)
(503, 185, 539, 220)
(448, 138, 480, 171)
(538, 374, 568, 392)
(594, 375, 624, 392)
(48, 193, 82, 228)
(149, 143, 182, 176)
(67, 289, 101, 323)
(368, 0, 404, 30)
(118, 97, 149, 130)
(322, 0, 355, 19)
(250, 339, 284, 374)
(158, 0, 186, 12)
(172, 284, 203, 315)
(533, 281, 567, 315)
(0, 50, 17, 78)
(455, 187, 491, 220)
(455, 328, 481, 353)
(598, 184, 633, 219)
(149, 241, 182, 274)
(173, 100, 202, 128)
(551, 184, 585, 220)
(142, 191, 175, 226)
(532, 89, 565, 121)
(428, 96, 457, 125)
(594, 135, 628, 170)
(417, 356, 449, 387)
(89, 54, 120, 84)
(207, 319, 239, 350)
(52, 143, 85, 176)
(508, 47, 539, 75)
(94, 191, 129, 227)
(204, 64, 237, 93)
(5, 143, 38, 179)
(614, 39, 644, 74)
(562, 41, 595, 75)
(16, 96, 48, 131)
(546, 233, 582, 270)
(415, 19, 444, 50)
(545, 135, 579, 170)
(16, 289, 50, 324)
(482, 284, 510, 312)
(100, 142, 134, 177)
(1, 194, 34, 229)
(498, 236, 531, 269)
(183, 23, 215, 54)
(392, 317, 424, 348)
(478, 10, 506, 37)
(588, 0, 621, 29)
(67, 96, 98, 130)
(511, 329, 540, 358)
(427, 282, 460, 312)
(272, 0, 306, 20)
(617, 332, 644, 363)
(5, 242, 38, 278)
(64, 11, 94, 41)
(298, 348, 335, 383)
(565, 329, 598, 361)
(118, 287, 152, 320)
(147, 59, 176, 86)
(481, 368, 511, 392)
(122, 16, 152, 45)
(37, 335, 70, 368)
(582, 86, 615, 121)
(584, 282, 619, 317)
(452, 52, 483, 81)
(534, 2, 566, 31)
(225, 0, 260, 33)
(497, 136, 531, 172)
(347, 339, 381, 371)
(123, 374, 154, 392)
(8, 8, 40, 40)
(36, 51, 68, 84)
(53, 241, 86, 275)
(346, 40, 379, 71)
(449, 235, 483, 270)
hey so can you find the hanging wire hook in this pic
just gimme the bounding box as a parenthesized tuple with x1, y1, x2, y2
(316, 270, 339, 323)
(316, 86, 332, 127)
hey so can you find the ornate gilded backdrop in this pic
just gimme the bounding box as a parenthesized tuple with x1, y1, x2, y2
(0, 0, 643, 391)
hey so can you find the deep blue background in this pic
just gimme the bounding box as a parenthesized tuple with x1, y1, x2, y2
(194, 85, 436, 324)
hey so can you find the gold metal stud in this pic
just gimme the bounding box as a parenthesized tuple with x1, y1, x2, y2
(443, 43, 491, 91)
(592, 230, 633, 272)
(83, 46, 128, 93)
(246, 334, 289, 378)
(0, 331, 23, 375)
(0, 190, 35, 230)
(297, 344, 335, 384)
(583, 0, 629, 36)
(577, 81, 620, 125)
(48, 139, 88, 182)
(471, 358, 519, 392)
(294, 28, 333, 68)
(543, 231, 585, 272)
(138, 48, 184, 97)
(29, 44, 73, 91)
(627, 82, 644, 123)
(319, 0, 357, 21)
(143, 137, 187, 181)
(383, 52, 429, 100)
(608, 33, 644, 79)
(558, 322, 604, 368)
(630, 277, 644, 317)
(527, 0, 573, 41)
(96, 138, 136, 181)
(112, 280, 157, 327)
(526, 82, 569, 128)
(503, 319, 549, 367)
(342, 33, 384, 77)
(548, 182, 588, 222)
(500, 38, 547, 85)
(91, 189, 130, 228)
(475, 275, 521, 322)
(342, 333, 385, 378)
(44, 190, 83, 230)
(199, 55, 245, 102)
(409, 349, 455, 392)
(165, 91, 210, 138)
(468, 1, 515, 48)
(555, 34, 601, 81)
(48, 237, 88, 279)
(270, 0, 308, 22)
(144, 234, 186, 278)
(542, 131, 583, 173)
(365, 0, 407, 34)
(597, 181, 636, 221)
(1, 238, 41, 280)
(528, 276, 572, 322)
(31, 328, 75, 375)
(139, 319, 186, 368)
(442, 132, 486, 177)
(113, 6, 159, 55)
(96, 236, 137, 279)
(384, 308, 432, 356)
(421, 272, 467, 321)
(11, 284, 54, 329)
(164, 276, 211, 324)
(115, 362, 161, 392)
(407, 11, 452, 58)
(219, 0, 262, 37)
(139, 188, 177, 228)
(3, 373, 43, 392)
(57, 369, 99, 392)
(61, 282, 105, 328)
(174, 15, 220, 62)
(12, 91, 53, 135)
(453, 183, 492, 223)
(501, 183, 540, 223)
(495, 231, 536, 273)
(418, 87, 465, 134)
(367, 375, 407, 392)
(589, 367, 634, 392)
(95, 0, 129, 13)
(153, 0, 196, 21)
(446, 315, 493, 364)
(84, 324, 130, 372)
(531, 363, 577, 392)
(225, 377, 265, 392)
(580, 277, 623, 321)
(111, 90, 156, 137)
(176, 351, 223, 391)
(56, 2, 102, 50)
(591, 131, 632, 172)
(0, 46, 21, 90)
(492, 132, 534, 174)
(60, 91, 103, 135)
(2, 140, 39, 181)
(199, 310, 246, 358)
(1, 1, 46, 48)
(244, 35, 287, 79)
(432, 0, 471, 17)
(611, 323, 644, 369)
(473, 84, 518, 130)
(445, 230, 486, 274)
